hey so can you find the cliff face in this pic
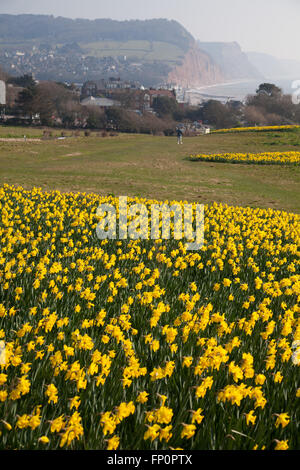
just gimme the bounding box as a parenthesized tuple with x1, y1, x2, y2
(168, 44, 225, 88)
(198, 41, 263, 81)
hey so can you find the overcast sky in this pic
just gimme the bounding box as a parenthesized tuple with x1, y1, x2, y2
(0, 0, 299, 60)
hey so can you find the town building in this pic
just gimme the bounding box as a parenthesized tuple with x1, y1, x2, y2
(0, 80, 6, 105)
(80, 79, 177, 113)
(80, 96, 121, 108)
(81, 77, 142, 97)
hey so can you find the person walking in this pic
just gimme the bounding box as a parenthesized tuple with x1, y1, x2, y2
(176, 127, 183, 145)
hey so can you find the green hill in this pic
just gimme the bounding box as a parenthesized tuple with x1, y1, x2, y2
(0, 15, 193, 51)
(0, 15, 195, 85)
(79, 40, 185, 63)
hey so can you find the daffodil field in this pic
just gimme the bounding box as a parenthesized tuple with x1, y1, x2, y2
(0, 184, 299, 450)
(211, 125, 300, 134)
(190, 151, 300, 165)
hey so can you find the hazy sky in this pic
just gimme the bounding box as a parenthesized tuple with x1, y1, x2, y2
(0, 0, 299, 60)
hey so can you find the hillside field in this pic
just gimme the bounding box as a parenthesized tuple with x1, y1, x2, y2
(79, 40, 184, 63)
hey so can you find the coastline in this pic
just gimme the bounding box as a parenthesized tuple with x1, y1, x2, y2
(184, 76, 300, 103)
(187, 78, 256, 93)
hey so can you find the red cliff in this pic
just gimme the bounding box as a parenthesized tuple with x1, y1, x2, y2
(168, 44, 225, 88)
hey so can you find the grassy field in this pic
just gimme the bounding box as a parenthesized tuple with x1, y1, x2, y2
(0, 125, 299, 213)
(79, 40, 184, 63)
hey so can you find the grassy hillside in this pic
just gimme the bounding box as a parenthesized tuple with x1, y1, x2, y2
(0, 15, 193, 52)
(0, 15, 195, 84)
(80, 40, 185, 63)
(0, 126, 299, 213)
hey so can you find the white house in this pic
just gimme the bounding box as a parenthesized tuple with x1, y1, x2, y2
(80, 96, 121, 108)
(0, 80, 6, 105)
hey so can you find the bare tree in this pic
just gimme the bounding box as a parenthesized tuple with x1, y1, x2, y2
(243, 105, 268, 126)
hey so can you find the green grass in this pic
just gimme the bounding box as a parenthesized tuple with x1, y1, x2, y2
(0, 125, 299, 213)
(79, 40, 184, 63)
(0, 126, 70, 139)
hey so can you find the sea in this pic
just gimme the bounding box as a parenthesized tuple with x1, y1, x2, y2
(186, 77, 300, 104)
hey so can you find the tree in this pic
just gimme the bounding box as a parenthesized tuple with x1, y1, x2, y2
(86, 106, 106, 129)
(256, 83, 282, 97)
(243, 105, 268, 126)
(112, 90, 140, 110)
(0, 65, 8, 82)
(201, 100, 238, 129)
(152, 96, 178, 118)
(8, 74, 36, 88)
(17, 84, 39, 121)
(16, 80, 81, 126)
(105, 108, 140, 133)
(37, 82, 78, 125)
(35, 91, 55, 126)
(246, 84, 295, 124)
